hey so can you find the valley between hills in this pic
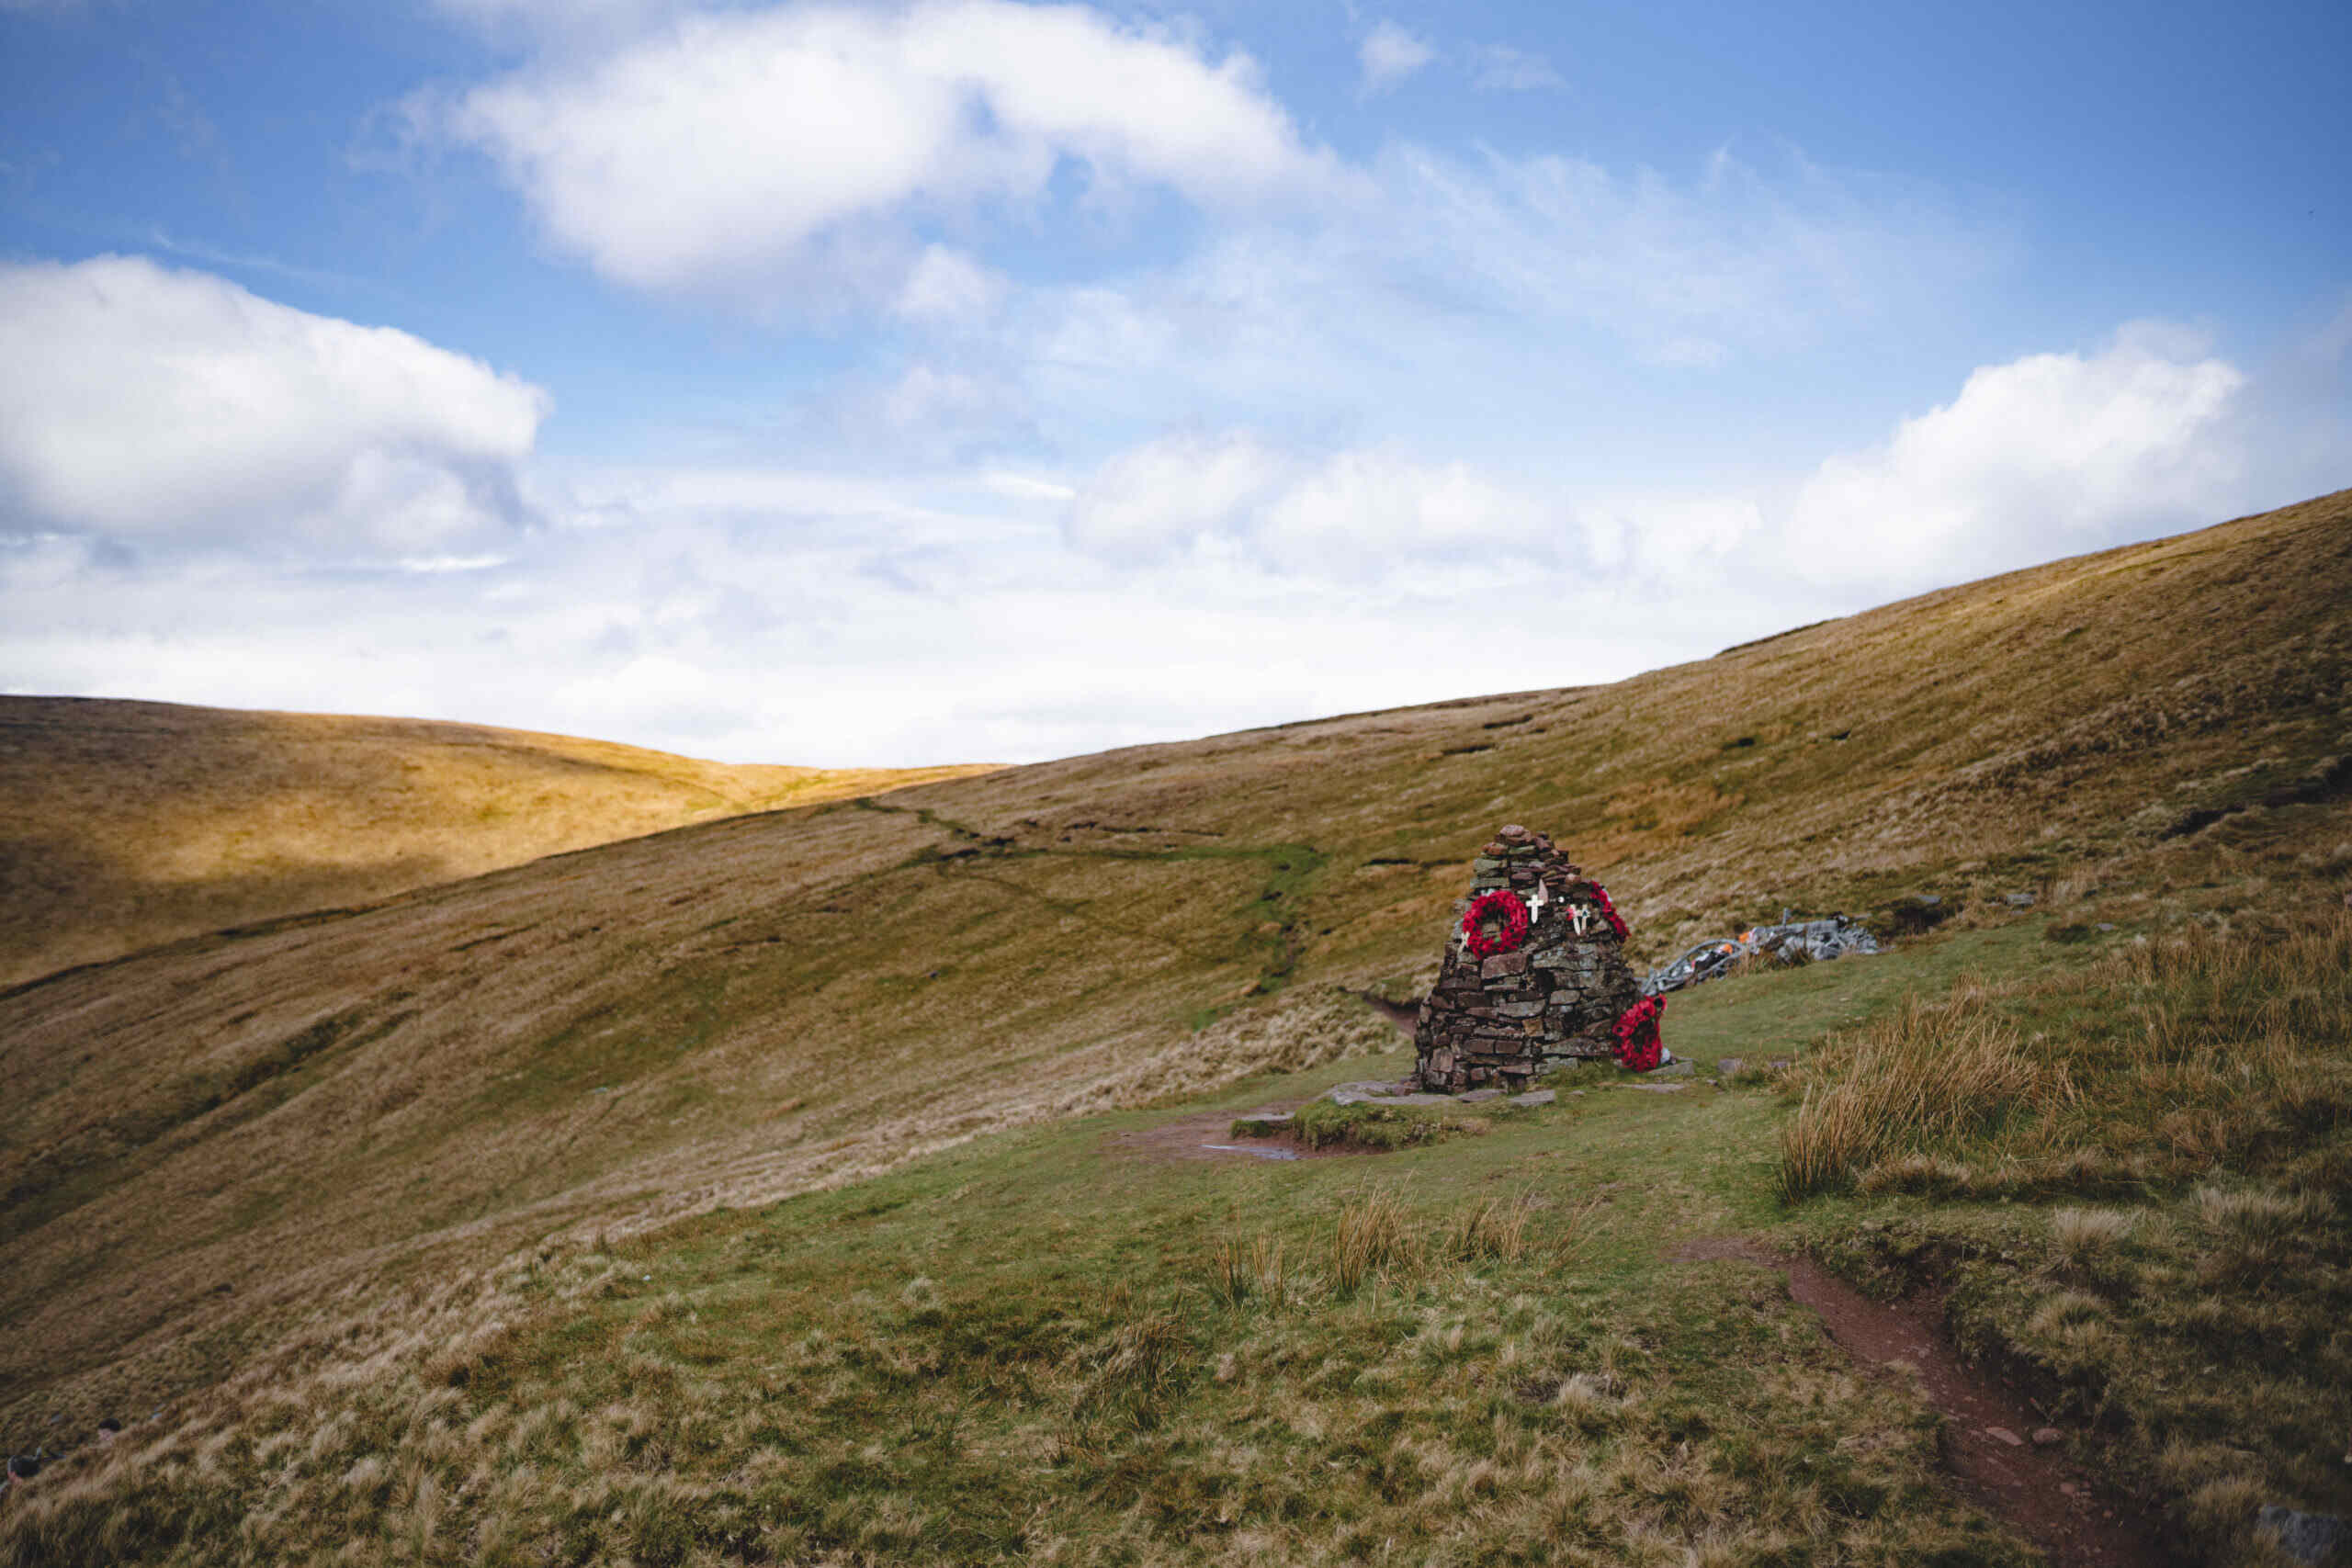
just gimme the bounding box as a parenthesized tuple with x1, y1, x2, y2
(0, 698, 1001, 990)
(1, 489, 2347, 1566)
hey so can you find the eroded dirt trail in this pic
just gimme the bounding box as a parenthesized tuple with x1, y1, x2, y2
(1677, 1237, 2169, 1568)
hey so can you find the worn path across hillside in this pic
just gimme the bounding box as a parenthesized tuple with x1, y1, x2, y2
(1677, 1237, 2168, 1568)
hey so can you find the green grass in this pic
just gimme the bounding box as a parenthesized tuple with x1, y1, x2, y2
(1781, 912, 2352, 1565)
(12, 908, 2349, 1565)
(1287, 1098, 1495, 1150)
(1657, 919, 2064, 1076)
(3, 1042, 2024, 1566)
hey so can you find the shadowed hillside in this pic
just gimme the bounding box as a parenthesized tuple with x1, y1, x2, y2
(0, 698, 1000, 987)
(2, 488, 2346, 1452)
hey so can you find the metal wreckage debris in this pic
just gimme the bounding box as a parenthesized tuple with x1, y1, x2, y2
(1639, 911, 1881, 998)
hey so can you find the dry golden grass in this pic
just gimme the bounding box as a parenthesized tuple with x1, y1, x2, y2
(1330, 1186, 1416, 1295)
(1780, 989, 2075, 1198)
(2, 487, 2347, 1456)
(1790, 910, 2352, 1199)
(1448, 1190, 1534, 1262)
(0, 695, 999, 987)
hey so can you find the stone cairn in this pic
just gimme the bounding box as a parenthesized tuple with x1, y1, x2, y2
(1412, 824, 1641, 1093)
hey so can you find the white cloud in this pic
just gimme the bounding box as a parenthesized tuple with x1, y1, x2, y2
(1787, 325, 2247, 589)
(893, 243, 1005, 324)
(1067, 430, 1290, 561)
(980, 470, 1077, 502)
(874, 364, 997, 433)
(1359, 20, 1435, 96)
(1578, 494, 1762, 577)
(1469, 44, 1565, 93)
(0, 318, 2284, 769)
(553, 651, 746, 739)
(0, 255, 548, 551)
(1257, 448, 1550, 568)
(0, 453, 1713, 766)
(1066, 432, 1559, 575)
(433, 0, 1337, 299)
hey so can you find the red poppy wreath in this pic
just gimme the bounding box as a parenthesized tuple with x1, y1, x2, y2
(1460, 889, 1531, 958)
(1612, 994, 1668, 1072)
(1584, 880, 1630, 941)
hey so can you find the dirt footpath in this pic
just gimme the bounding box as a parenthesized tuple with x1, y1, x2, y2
(1677, 1237, 2169, 1568)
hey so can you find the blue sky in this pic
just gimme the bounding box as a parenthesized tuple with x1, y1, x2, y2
(2, 0, 2346, 764)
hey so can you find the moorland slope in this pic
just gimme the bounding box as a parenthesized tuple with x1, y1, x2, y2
(0, 697, 997, 987)
(2, 489, 2346, 1503)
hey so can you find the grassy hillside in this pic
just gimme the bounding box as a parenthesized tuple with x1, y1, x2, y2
(9, 915, 2345, 1566)
(0, 697, 999, 987)
(2, 489, 2346, 1563)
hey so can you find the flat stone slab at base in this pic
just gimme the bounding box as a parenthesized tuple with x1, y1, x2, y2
(1533, 1057, 1600, 1077)
(1326, 1082, 1460, 1107)
(1322, 1081, 1559, 1110)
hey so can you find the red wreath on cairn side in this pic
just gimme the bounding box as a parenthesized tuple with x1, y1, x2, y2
(1585, 880, 1630, 941)
(1461, 889, 1531, 958)
(1611, 994, 1668, 1072)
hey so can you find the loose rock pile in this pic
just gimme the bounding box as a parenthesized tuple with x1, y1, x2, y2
(1412, 824, 1642, 1093)
(1641, 913, 1880, 997)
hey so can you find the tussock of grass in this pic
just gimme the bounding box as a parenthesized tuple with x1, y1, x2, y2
(1330, 1187, 1416, 1295)
(1448, 1191, 1534, 1262)
(1785, 914, 2352, 1199)
(2046, 1205, 2135, 1270)
(1779, 988, 2070, 1199)
(1210, 1234, 1294, 1309)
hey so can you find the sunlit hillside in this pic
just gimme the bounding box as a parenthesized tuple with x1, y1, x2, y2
(2, 490, 2346, 1565)
(0, 698, 1000, 987)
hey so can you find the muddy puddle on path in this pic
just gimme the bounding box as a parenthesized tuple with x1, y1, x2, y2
(1676, 1237, 2169, 1568)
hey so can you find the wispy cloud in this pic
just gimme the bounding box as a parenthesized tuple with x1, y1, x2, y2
(1358, 20, 1435, 97)
(1469, 43, 1565, 93)
(141, 228, 395, 298)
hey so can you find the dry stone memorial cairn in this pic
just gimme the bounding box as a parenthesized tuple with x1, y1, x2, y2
(1412, 824, 1664, 1092)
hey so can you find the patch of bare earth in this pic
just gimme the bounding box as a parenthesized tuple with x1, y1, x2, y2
(1675, 1236, 2168, 1568)
(1104, 1105, 1367, 1163)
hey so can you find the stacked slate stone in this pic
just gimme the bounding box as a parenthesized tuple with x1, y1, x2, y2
(1412, 824, 1641, 1094)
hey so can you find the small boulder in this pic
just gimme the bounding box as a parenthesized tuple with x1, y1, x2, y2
(2258, 1506, 2351, 1566)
